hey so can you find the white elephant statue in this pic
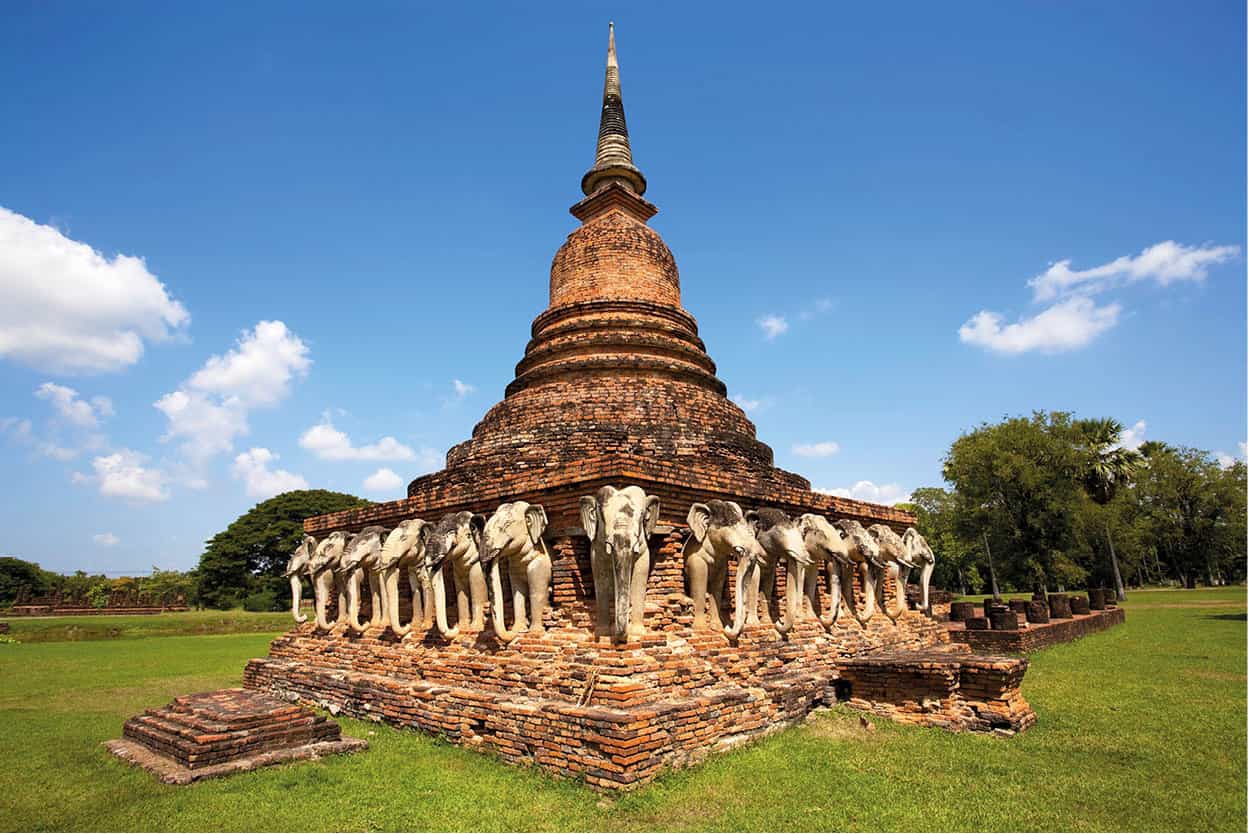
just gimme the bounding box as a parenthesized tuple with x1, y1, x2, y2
(900, 527, 937, 617)
(682, 500, 764, 633)
(750, 508, 811, 635)
(307, 531, 350, 630)
(835, 519, 886, 624)
(337, 526, 389, 633)
(580, 485, 660, 643)
(868, 523, 910, 623)
(481, 501, 553, 642)
(796, 513, 856, 629)
(378, 519, 433, 636)
(425, 511, 487, 639)
(282, 534, 317, 624)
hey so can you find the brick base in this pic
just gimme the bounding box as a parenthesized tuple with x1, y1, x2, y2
(947, 607, 1125, 653)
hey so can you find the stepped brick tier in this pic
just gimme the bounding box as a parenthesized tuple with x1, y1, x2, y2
(105, 689, 366, 784)
(947, 605, 1125, 655)
(243, 26, 1038, 790)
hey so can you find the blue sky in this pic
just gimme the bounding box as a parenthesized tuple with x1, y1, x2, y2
(1, 1, 1244, 575)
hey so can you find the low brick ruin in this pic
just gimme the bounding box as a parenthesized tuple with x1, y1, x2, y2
(106, 689, 366, 784)
(947, 598, 1126, 654)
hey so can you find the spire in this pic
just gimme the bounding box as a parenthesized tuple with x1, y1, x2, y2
(581, 22, 647, 196)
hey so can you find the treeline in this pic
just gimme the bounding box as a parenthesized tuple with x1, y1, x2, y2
(0, 557, 195, 609)
(901, 412, 1246, 597)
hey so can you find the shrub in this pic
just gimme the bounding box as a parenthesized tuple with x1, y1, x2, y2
(242, 589, 280, 612)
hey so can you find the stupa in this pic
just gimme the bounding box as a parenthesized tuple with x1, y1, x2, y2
(242, 26, 1034, 790)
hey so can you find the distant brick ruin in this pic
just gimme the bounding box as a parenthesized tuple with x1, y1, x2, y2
(5, 585, 188, 617)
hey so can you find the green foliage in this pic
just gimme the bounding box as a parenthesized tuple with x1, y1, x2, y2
(196, 489, 370, 609)
(900, 488, 981, 593)
(0, 556, 54, 606)
(0, 589, 1242, 830)
(3, 610, 290, 643)
(242, 589, 281, 612)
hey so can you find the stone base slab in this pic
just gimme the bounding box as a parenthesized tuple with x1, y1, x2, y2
(104, 736, 367, 784)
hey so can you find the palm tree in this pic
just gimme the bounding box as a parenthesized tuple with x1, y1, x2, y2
(1075, 418, 1143, 601)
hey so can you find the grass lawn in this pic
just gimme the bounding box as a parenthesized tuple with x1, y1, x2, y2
(2, 609, 292, 643)
(0, 588, 1243, 831)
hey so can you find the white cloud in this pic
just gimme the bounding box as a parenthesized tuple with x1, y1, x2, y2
(1117, 420, 1147, 451)
(230, 447, 308, 499)
(92, 449, 169, 503)
(1029, 241, 1239, 302)
(798, 297, 836, 321)
(0, 417, 33, 442)
(35, 382, 112, 427)
(817, 480, 911, 506)
(757, 315, 789, 340)
(155, 321, 310, 462)
(452, 379, 475, 399)
(299, 418, 415, 461)
(732, 394, 762, 413)
(0, 206, 189, 373)
(37, 442, 77, 461)
(793, 441, 841, 458)
(959, 296, 1121, 355)
(93, 532, 120, 547)
(362, 467, 403, 494)
(1215, 442, 1246, 470)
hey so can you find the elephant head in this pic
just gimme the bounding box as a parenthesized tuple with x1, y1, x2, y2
(836, 519, 882, 624)
(797, 513, 855, 629)
(379, 519, 432, 636)
(425, 511, 486, 639)
(307, 531, 350, 630)
(750, 508, 811, 635)
(580, 485, 660, 643)
(337, 526, 388, 632)
(681, 500, 763, 636)
(282, 534, 317, 624)
(868, 523, 910, 622)
(481, 501, 551, 642)
(901, 527, 937, 616)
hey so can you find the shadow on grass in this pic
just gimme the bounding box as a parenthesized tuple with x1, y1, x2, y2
(1204, 612, 1247, 622)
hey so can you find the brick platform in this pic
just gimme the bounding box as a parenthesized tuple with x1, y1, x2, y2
(947, 606, 1126, 654)
(105, 689, 366, 784)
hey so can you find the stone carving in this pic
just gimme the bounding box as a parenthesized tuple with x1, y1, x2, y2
(750, 508, 811, 635)
(481, 502, 553, 642)
(796, 513, 856, 629)
(835, 519, 885, 623)
(282, 534, 317, 624)
(307, 531, 350, 631)
(580, 485, 660, 643)
(338, 526, 389, 633)
(426, 511, 487, 639)
(898, 528, 937, 617)
(868, 523, 910, 623)
(683, 500, 760, 633)
(378, 520, 433, 636)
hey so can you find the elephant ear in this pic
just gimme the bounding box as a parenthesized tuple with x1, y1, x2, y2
(469, 513, 486, 550)
(642, 495, 661, 537)
(686, 503, 711, 544)
(414, 520, 432, 548)
(579, 496, 600, 541)
(745, 510, 761, 536)
(797, 513, 819, 537)
(524, 504, 548, 546)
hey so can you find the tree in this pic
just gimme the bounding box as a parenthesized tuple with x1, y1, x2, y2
(900, 488, 981, 594)
(0, 556, 54, 607)
(196, 490, 370, 608)
(942, 412, 1088, 593)
(1073, 418, 1142, 600)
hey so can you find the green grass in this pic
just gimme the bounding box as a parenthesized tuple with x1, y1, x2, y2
(0, 589, 1243, 831)
(1, 609, 293, 642)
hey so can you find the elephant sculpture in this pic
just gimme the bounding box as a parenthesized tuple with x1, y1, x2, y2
(750, 508, 812, 635)
(682, 500, 763, 633)
(868, 523, 911, 622)
(338, 526, 389, 633)
(580, 485, 660, 643)
(378, 519, 433, 636)
(796, 513, 856, 629)
(282, 534, 317, 624)
(899, 527, 938, 617)
(836, 519, 886, 623)
(425, 511, 487, 639)
(307, 531, 350, 630)
(481, 501, 553, 642)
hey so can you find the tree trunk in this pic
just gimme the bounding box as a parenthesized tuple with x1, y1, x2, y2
(983, 533, 1001, 601)
(1106, 523, 1126, 601)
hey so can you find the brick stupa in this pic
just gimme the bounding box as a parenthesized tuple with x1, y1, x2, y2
(244, 25, 1034, 790)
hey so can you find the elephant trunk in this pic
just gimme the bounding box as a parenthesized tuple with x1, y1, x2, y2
(725, 558, 755, 638)
(289, 573, 307, 624)
(775, 560, 797, 635)
(314, 571, 336, 631)
(345, 569, 368, 632)
(884, 565, 908, 622)
(819, 563, 844, 630)
(919, 560, 935, 617)
(414, 568, 433, 630)
(855, 562, 876, 624)
(384, 567, 411, 636)
(489, 559, 519, 643)
(369, 570, 386, 627)
(612, 552, 632, 642)
(432, 563, 459, 639)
